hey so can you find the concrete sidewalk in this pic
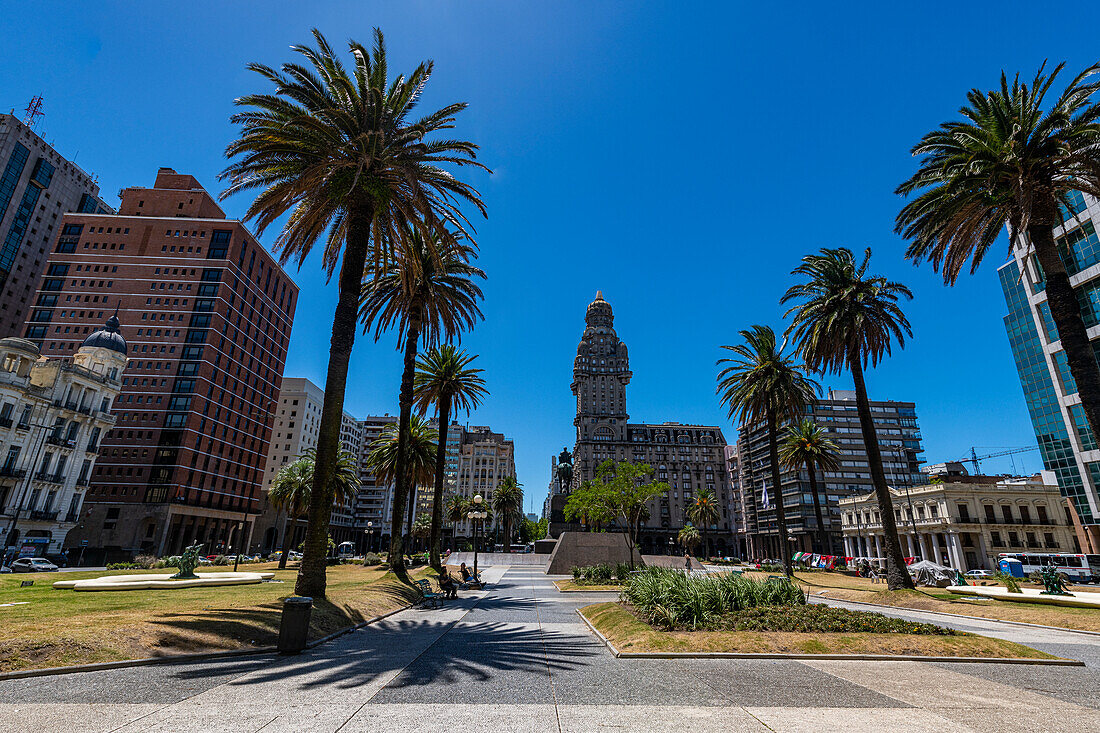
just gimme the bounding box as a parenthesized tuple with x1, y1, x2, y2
(1, 565, 1099, 731)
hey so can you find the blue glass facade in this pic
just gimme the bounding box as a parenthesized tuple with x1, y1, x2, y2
(1003, 260, 1095, 519)
(0, 155, 54, 278)
(1000, 261, 1094, 522)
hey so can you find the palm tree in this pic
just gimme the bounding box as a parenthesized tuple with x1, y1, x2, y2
(896, 62, 1100, 450)
(779, 419, 840, 555)
(360, 229, 485, 580)
(717, 326, 819, 577)
(781, 247, 914, 590)
(220, 29, 487, 599)
(365, 415, 437, 566)
(492, 476, 524, 550)
(268, 449, 359, 570)
(686, 488, 720, 560)
(268, 460, 312, 570)
(445, 494, 470, 549)
(413, 346, 488, 570)
(412, 512, 433, 552)
(678, 524, 701, 558)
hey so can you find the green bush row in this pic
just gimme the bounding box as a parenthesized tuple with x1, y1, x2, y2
(571, 563, 634, 583)
(721, 605, 956, 635)
(621, 567, 806, 629)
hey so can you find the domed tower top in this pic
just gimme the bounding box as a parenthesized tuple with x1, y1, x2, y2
(585, 290, 614, 328)
(80, 313, 127, 355)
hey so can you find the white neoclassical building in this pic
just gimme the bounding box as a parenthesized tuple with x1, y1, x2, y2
(0, 315, 126, 561)
(838, 475, 1080, 571)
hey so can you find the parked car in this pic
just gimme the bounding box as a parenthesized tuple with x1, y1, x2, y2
(288, 550, 303, 560)
(964, 569, 994, 579)
(8, 557, 59, 573)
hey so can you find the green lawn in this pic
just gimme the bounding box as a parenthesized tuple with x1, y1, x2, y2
(0, 563, 430, 673)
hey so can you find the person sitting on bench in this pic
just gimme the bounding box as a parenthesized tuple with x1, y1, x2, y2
(459, 562, 481, 586)
(438, 569, 458, 598)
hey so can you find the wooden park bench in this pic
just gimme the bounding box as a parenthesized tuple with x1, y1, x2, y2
(414, 579, 444, 608)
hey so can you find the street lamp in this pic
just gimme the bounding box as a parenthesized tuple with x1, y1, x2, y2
(364, 521, 374, 554)
(466, 494, 487, 580)
(232, 521, 245, 572)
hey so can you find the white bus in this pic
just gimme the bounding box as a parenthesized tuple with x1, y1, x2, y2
(997, 552, 1100, 583)
(337, 542, 356, 560)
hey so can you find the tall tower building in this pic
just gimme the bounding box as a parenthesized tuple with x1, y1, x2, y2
(999, 191, 1100, 551)
(571, 291, 632, 448)
(564, 292, 732, 555)
(36, 168, 298, 561)
(0, 113, 110, 338)
(731, 390, 923, 559)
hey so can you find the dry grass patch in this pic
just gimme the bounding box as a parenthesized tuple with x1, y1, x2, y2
(814, 586, 1100, 632)
(581, 602, 1057, 659)
(0, 563, 432, 673)
(554, 579, 621, 592)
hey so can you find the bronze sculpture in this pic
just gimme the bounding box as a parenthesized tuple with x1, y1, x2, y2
(171, 543, 204, 580)
(1038, 563, 1073, 596)
(556, 447, 574, 494)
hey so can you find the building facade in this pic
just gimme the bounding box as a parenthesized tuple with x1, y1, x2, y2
(999, 193, 1100, 552)
(452, 425, 517, 540)
(253, 378, 366, 554)
(39, 168, 297, 562)
(732, 390, 924, 560)
(565, 293, 733, 555)
(838, 474, 1080, 572)
(0, 317, 125, 560)
(0, 113, 110, 339)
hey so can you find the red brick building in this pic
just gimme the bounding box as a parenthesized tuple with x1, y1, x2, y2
(24, 168, 298, 560)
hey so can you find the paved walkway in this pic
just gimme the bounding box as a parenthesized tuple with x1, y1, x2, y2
(1, 567, 1100, 732)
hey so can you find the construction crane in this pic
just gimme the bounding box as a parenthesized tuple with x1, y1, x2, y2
(959, 446, 1039, 475)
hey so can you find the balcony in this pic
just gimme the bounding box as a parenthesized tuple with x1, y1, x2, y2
(46, 435, 77, 449)
(0, 466, 26, 479)
(85, 442, 99, 453)
(29, 510, 58, 521)
(64, 511, 79, 523)
(75, 477, 89, 487)
(0, 417, 11, 428)
(33, 471, 64, 484)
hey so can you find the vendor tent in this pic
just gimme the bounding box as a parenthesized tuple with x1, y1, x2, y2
(908, 559, 958, 587)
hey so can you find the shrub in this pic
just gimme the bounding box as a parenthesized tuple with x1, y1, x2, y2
(614, 563, 633, 581)
(212, 555, 230, 566)
(721, 605, 956, 635)
(621, 567, 806, 629)
(133, 555, 157, 569)
(993, 570, 1023, 593)
(106, 562, 140, 570)
(758, 563, 785, 573)
(583, 564, 613, 582)
(362, 553, 381, 566)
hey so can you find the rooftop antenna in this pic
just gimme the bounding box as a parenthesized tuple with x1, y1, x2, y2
(22, 96, 44, 129)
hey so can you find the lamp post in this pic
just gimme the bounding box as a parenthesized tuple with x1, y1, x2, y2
(364, 521, 374, 555)
(899, 484, 920, 560)
(467, 494, 486, 580)
(232, 521, 244, 572)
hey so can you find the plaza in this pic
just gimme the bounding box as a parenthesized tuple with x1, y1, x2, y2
(2, 565, 1099, 732)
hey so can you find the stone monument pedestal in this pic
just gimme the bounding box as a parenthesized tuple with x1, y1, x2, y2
(545, 531, 642, 574)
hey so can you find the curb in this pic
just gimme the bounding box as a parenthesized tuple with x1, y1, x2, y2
(809, 594, 1100, 638)
(0, 598, 421, 682)
(574, 608, 1084, 666)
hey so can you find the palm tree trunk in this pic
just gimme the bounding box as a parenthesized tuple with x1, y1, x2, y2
(388, 301, 424, 583)
(806, 458, 827, 554)
(767, 407, 794, 577)
(295, 206, 373, 599)
(850, 357, 913, 590)
(1031, 225, 1100, 447)
(429, 393, 452, 571)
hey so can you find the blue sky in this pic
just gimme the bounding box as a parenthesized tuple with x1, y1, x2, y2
(2, 2, 1091, 514)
